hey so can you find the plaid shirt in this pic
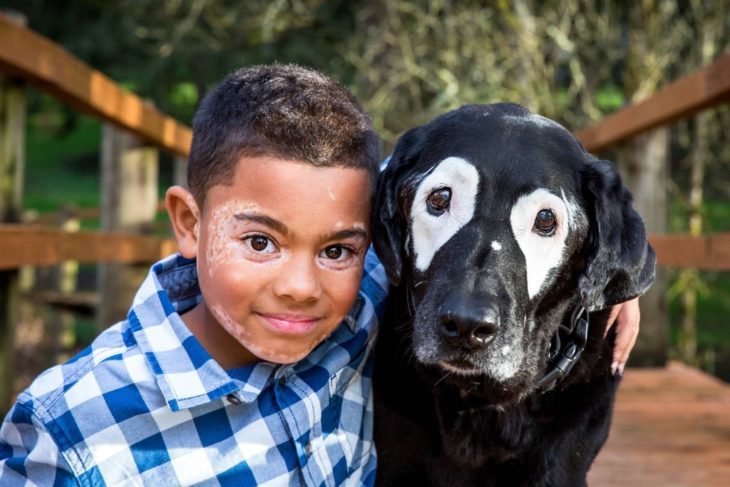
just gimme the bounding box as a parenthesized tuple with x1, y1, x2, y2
(0, 249, 388, 486)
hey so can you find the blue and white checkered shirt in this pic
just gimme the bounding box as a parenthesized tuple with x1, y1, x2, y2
(0, 249, 388, 486)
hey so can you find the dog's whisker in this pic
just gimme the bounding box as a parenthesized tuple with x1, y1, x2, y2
(434, 370, 453, 387)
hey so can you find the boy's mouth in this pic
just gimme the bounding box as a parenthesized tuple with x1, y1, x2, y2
(256, 312, 321, 335)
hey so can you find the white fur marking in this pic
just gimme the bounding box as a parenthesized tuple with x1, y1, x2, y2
(410, 157, 479, 272)
(510, 188, 570, 298)
(491, 240, 502, 251)
(501, 345, 510, 357)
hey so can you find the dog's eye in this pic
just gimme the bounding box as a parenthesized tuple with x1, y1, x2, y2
(534, 209, 557, 236)
(427, 187, 451, 215)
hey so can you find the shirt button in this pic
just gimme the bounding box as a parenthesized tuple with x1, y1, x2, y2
(305, 441, 313, 456)
(226, 393, 242, 405)
(278, 375, 287, 386)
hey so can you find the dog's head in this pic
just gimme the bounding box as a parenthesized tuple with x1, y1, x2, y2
(373, 104, 655, 403)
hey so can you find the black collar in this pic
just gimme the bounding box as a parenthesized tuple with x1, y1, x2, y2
(536, 306, 590, 392)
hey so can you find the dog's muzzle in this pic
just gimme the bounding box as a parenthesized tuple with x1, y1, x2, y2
(437, 293, 500, 350)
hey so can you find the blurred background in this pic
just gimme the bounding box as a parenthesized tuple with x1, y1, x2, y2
(0, 0, 729, 414)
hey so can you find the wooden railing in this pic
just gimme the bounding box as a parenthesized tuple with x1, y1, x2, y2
(576, 51, 730, 153)
(0, 15, 191, 156)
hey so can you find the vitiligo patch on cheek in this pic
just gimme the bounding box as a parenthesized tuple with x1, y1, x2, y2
(204, 201, 261, 277)
(210, 304, 336, 364)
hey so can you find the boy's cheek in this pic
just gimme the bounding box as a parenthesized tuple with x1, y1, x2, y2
(201, 201, 260, 277)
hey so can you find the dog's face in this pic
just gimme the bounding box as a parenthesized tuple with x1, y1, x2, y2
(373, 104, 655, 403)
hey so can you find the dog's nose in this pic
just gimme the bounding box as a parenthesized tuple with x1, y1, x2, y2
(438, 294, 500, 349)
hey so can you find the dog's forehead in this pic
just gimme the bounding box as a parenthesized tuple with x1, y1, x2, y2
(413, 110, 585, 191)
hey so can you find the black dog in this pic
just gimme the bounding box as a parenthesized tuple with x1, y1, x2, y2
(372, 104, 655, 486)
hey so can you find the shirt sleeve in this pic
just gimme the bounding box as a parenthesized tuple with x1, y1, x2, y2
(0, 400, 77, 486)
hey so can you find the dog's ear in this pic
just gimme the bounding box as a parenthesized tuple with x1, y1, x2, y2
(372, 126, 427, 286)
(579, 158, 656, 310)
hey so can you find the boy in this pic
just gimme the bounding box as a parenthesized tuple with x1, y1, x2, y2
(1, 64, 640, 486)
(0, 64, 388, 486)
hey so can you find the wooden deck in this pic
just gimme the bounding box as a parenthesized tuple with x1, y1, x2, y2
(589, 362, 730, 486)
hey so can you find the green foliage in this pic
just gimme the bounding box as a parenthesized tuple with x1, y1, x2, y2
(595, 86, 625, 113)
(23, 100, 101, 213)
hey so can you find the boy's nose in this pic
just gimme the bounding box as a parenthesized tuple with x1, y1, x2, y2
(273, 255, 322, 302)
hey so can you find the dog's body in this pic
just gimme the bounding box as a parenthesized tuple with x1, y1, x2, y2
(372, 104, 655, 486)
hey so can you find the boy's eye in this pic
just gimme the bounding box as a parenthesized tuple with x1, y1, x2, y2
(245, 235, 276, 253)
(322, 245, 350, 260)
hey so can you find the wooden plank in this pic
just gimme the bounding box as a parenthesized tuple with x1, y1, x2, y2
(578, 51, 730, 153)
(649, 233, 730, 271)
(1, 226, 729, 271)
(0, 225, 177, 269)
(33, 201, 167, 225)
(589, 362, 730, 486)
(0, 14, 192, 157)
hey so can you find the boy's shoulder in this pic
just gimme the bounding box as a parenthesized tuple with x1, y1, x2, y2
(14, 320, 159, 445)
(13, 255, 206, 442)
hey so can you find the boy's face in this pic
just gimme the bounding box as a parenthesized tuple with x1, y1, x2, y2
(170, 156, 372, 366)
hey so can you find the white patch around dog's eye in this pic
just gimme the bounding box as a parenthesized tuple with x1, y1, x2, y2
(510, 188, 570, 298)
(410, 157, 479, 272)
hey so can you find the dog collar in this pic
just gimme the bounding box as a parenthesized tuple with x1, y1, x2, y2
(536, 306, 589, 392)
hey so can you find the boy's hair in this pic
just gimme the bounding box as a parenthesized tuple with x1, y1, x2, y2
(188, 64, 380, 205)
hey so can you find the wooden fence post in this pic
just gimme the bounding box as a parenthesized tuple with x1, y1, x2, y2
(0, 68, 26, 409)
(617, 128, 670, 366)
(96, 123, 158, 331)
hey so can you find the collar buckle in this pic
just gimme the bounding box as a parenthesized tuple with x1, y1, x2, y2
(536, 306, 589, 392)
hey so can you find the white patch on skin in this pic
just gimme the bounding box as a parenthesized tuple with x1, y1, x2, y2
(410, 157, 479, 271)
(327, 186, 336, 201)
(204, 201, 289, 278)
(501, 345, 510, 357)
(210, 304, 327, 364)
(491, 241, 502, 251)
(510, 188, 570, 298)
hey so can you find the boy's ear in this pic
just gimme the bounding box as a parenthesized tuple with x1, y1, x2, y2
(166, 185, 200, 259)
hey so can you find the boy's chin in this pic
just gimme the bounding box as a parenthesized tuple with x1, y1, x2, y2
(239, 335, 322, 365)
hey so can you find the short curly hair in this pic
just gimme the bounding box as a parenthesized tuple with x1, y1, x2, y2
(188, 64, 380, 206)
